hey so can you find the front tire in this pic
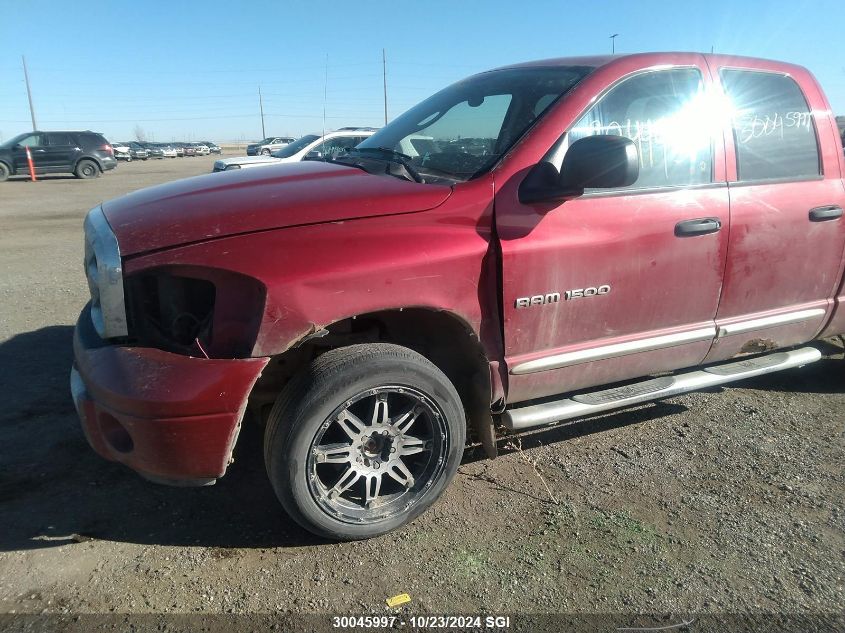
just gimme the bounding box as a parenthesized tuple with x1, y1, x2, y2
(261, 148, 271, 155)
(0, 162, 9, 182)
(264, 344, 465, 540)
(74, 159, 99, 179)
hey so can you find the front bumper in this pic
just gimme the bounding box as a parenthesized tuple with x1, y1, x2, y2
(71, 305, 268, 484)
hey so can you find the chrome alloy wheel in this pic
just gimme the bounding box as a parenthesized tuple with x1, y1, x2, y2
(306, 385, 448, 524)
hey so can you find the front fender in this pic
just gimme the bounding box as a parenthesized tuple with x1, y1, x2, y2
(122, 176, 500, 361)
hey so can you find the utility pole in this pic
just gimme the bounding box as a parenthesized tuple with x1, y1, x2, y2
(22, 55, 37, 130)
(609, 33, 619, 55)
(382, 48, 388, 125)
(258, 86, 266, 139)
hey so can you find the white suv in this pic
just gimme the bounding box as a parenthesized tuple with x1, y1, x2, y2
(213, 128, 376, 172)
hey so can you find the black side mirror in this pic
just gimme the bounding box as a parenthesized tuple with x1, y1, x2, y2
(519, 135, 639, 204)
(560, 135, 638, 190)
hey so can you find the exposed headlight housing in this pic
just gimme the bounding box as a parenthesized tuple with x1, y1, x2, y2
(83, 206, 128, 339)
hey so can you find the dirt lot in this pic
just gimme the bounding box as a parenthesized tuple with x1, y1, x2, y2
(0, 155, 843, 630)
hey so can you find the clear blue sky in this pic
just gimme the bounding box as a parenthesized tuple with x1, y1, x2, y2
(1, 0, 843, 143)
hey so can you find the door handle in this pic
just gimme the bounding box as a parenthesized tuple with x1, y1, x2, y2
(809, 206, 843, 222)
(33, 148, 46, 153)
(675, 217, 722, 237)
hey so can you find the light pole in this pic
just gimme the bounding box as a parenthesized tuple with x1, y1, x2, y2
(610, 33, 619, 55)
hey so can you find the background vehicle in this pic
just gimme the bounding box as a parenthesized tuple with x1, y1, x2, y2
(0, 130, 115, 181)
(193, 144, 210, 156)
(159, 145, 178, 158)
(112, 141, 132, 161)
(182, 144, 196, 157)
(126, 142, 149, 160)
(141, 143, 165, 159)
(204, 141, 222, 154)
(213, 128, 374, 172)
(247, 136, 296, 155)
(72, 53, 845, 541)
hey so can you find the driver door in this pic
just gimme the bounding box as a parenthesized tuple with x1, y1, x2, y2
(496, 63, 729, 404)
(11, 133, 45, 174)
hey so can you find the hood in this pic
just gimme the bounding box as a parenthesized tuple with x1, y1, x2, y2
(103, 161, 452, 257)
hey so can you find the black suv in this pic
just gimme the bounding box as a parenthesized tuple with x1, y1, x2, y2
(0, 130, 117, 181)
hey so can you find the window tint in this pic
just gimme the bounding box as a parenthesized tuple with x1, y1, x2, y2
(47, 133, 74, 146)
(720, 69, 820, 181)
(565, 68, 713, 190)
(16, 134, 43, 147)
(78, 133, 106, 147)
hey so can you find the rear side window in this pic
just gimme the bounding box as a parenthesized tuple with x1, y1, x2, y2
(47, 133, 74, 146)
(566, 68, 713, 190)
(720, 69, 820, 181)
(77, 133, 107, 147)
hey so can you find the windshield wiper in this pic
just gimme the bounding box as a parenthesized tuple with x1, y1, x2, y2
(344, 147, 424, 183)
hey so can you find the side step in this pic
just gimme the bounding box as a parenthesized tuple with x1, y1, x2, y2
(501, 347, 821, 431)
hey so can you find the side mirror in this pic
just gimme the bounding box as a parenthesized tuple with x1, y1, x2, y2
(519, 135, 639, 204)
(560, 135, 639, 190)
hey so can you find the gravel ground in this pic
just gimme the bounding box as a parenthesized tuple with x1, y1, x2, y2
(0, 156, 843, 630)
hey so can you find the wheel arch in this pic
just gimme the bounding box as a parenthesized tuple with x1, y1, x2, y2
(248, 307, 496, 453)
(73, 155, 103, 172)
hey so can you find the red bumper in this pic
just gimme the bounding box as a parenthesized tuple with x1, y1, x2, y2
(71, 307, 268, 484)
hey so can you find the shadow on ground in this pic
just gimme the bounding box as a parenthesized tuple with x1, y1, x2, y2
(1, 326, 841, 552)
(0, 326, 321, 552)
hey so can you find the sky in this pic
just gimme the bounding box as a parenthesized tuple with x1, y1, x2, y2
(1, 0, 843, 143)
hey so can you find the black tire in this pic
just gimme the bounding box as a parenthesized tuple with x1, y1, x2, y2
(74, 159, 99, 179)
(0, 162, 9, 182)
(264, 343, 465, 540)
(261, 148, 271, 155)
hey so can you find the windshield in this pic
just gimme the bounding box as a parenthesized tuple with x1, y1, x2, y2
(271, 134, 319, 158)
(355, 65, 594, 182)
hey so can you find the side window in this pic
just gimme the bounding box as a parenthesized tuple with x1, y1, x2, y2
(47, 133, 74, 146)
(720, 69, 820, 181)
(565, 68, 713, 190)
(17, 134, 43, 147)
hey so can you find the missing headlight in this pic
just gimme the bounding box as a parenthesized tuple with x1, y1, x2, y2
(126, 273, 216, 355)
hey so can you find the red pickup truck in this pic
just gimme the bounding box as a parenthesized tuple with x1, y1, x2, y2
(71, 52, 845, 540)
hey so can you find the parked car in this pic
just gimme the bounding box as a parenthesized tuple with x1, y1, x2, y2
(193, 144, 210, 156)
(160, 145, 178, 158)
(213, 128, 375, 172)
(141, 143, 165, 159)
(247, 136, 296, 156)
(112, 141, 132, 161)
(172, 143, 185, 157)
(182, 144, 196, 157)
(126, 142, 149, 161)
(0, 130, 116, 181)
(71, 53, 845, 541)
(203, 141, 222, 154)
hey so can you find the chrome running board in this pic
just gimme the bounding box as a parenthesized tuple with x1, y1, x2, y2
(501, 347, 821, 431)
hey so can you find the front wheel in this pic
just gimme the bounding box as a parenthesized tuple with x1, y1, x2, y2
(264, 344, 465, 540)
(74, 159, 100, 179)
(261, 148, 271, 155)
(0, 162, 9, 182)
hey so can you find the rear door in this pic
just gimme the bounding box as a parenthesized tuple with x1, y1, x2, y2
(496, 59, 730, 403)
(43, 132, 77, 171)
(704, 64, 845, 362)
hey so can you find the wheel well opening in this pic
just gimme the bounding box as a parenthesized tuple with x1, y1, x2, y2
(248, 309, 491, 437)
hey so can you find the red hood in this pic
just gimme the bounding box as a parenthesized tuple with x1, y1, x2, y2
(103, 161, 452, 256)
